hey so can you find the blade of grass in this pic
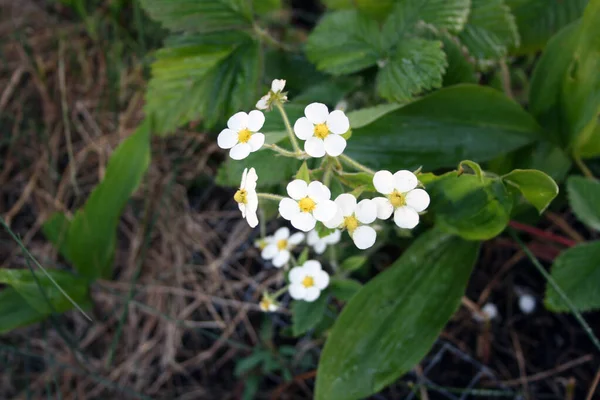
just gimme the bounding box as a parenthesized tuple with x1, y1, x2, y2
(0, 217, 92, 322)
(509, 229, 600, 353)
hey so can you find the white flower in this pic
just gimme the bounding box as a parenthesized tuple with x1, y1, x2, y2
(293, 102, 350, 158)
(233, 168, 258, 228)
(261, 227, 305, 267)
(288, 260, 330, 302)
(217, 110, 265, 160)
(474, 302, 498, 322)
(307, 229, 341, 254)
(259, 294, 279, 312)
(256, 79, 287, 110)
(278, 180, 338, 232)
(324, 194, 378, 250)
(254, 236, 273, 251)
(372, 170, 430, 229)
(518, 294, 536, 314)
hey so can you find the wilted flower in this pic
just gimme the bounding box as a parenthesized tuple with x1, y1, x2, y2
(259, 294, 279, 312)
(256, 79, 287, 110)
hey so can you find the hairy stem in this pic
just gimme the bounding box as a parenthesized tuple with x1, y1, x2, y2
(275, 102, 301, 154)
(258, 193, 285, 201)
(339, 154, 375, 175)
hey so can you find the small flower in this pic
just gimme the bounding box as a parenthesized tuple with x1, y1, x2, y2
(279, 180, 338, 232)
(518, 294, 536, 314)
(261, 227, 305, 267)
(293, 102, 350, 158)
(307, 229, 341, 254)
(324, 194, 378, 249)
(217, 110, 265, 160)
(234, 168, 258, 228)
(372, 170, 430, 229)
(254, 236, 272, 250)
(288, 260, 330, 302)
(474, 302, 498, 322)
(259, 294, 279, 312)
(256, 79, 287, 110)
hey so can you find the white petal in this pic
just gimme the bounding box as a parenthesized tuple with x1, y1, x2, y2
(313, 200, 338, 222)
(289, 283, 306, 300)
(307, 181, 331, 203)
(293, 117, 315, 140)
(288, 232, 305, 245)
(394, 206, 420, 229)
(238, 203, 246, 216)
(245, 192, 258, 227)
(351, 225, 377, 250)
(269, 304, 278, 312)
(304, 137, 326, 158)
(355, 199, 377, 224)
(324, 229, 342, 244)
(306, 230, 319, 246)
(227, 111, 248, 131)
(304, 287, 321, 302)
(303, 260, 322, 274)
(245, 210, 258, 228)
(304, 102, 329, 124)
(288, 266, 305, 284)
(335, 193, 357, 217)
(274, 227, 290, 241)
(291, 212, 316, 232)
(256, 96, 268, 110)
(247, 110, 265, 132)
(273, 250, 290, 267)
(287, 179, 308, 200)
(247, 132, 265, 151)
(372, 197, 394, 220)
(279, 198, 300, 220)
(323, 207, 344, 229)
(261, 244, 278, 260)
(373, 170, 395, 195)
(240, 168, 248, 188)
(323, 134, 347, 157)
(217, 129, 238, 149)
(405, 189, 430, 212)
(313, 270, 330, 290)
(314, 241, 327, 254)
(271, 79, 285, 92)
(393, 170, 418, 192)
(244, 168, 258, 191)
(229, 143, 251, 160)
(326, 110, 350, 134)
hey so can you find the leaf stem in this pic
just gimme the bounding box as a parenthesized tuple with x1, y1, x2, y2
(263, 143, 301, 158)
(509, 229, 600, 353)
(274, 102, 301, 155)
(258, 193, 285, 201)
(574, 156, 596, 179)
(338, 154, 375, 175)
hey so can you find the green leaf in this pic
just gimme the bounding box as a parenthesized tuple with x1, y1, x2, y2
(340, 256, 367, 273)
(346, 104, 403, 129)
(42, 212, 70, 256)
(139, 0, 252, 33)
(296, 161, 310, 183)
(378, 0, 470, 34)
(215, 149, 301, 189)
(346, 85, 541, 171)
(43, 122, 151, 280)
(336, 172, 376, 192)
(506, 0, 588, 54)
(545, 240, 600, 312)
(376, 38, 447, 102)
(0, 268, 90, 315)
(297, 247, 310, 265)
(439, 34, 477, 86)
(305, 10, 382, 75)
(0, 288, 46, 334)
(502, 169, 558, 213)
(315, 229, 480, 400)
(427, 172, 513, 240)
(146, 32, 260, 134)
(292, 294, 330, 336)
(330, 278, 362, 301)
(458, 0, 520, 61)
(567, 176, 600, 231)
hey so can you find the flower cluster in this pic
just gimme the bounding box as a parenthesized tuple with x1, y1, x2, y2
(221, 79, 431, 309)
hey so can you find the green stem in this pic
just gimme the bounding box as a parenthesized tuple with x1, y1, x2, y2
(272, 285, 289, 299)
(263, 143, 300, 158)
(258, 193, 285, 201)
(510, 229, 600, 353)
(323, 158, 334, 186)
(574, 156, 596, 179)
(275, 102, 301, 154)
(339, 154, 375, 175)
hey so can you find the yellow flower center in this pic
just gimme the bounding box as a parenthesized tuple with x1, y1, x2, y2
(302, 276, 315, 288)
(298, 197, 316, 213)
(277, 239, 288, 250)
(234, 189, 247, 204)
(238, 128, 252, 143)
(260, 298, 273, 311)
(314, 123, 329, 139)
(343, 215, 359, 234)
(389, 190, 406, 208)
